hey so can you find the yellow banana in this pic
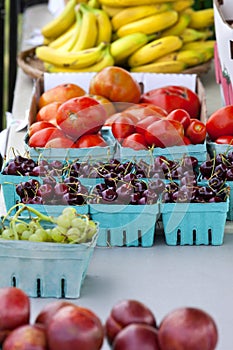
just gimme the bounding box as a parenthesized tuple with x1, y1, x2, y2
(130, 60, 187, 73)
(48, 22, 76, 49)
(61, 8, 83, 52)
(36, 42, 106, 68)
(41, 0, 77, 39)
(101, 4, 125, 17)
(117, 10, 179, 37)
(71, 3, 98, 52)
(91, 7, 112, 44)
(128, 35, 183, 67)
(111, 3, 172, 31)
(99, 0, 177, 7)
(160, 11, 190, 36)
(179, 27, 213, 43)
(156, 49, 206, 67)
(188, 8, 215, 29)
(88, 0, 101, 8)
(110, 32, 157, 65)
(44, 44, 114, 72)
(181, 40, 216, 51)
(171, 0, 194, 12)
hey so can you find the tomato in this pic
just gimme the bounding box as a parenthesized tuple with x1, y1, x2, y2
(28, 121, 57, 137)
(206, 105, 233, 141)
(124, 104, 167, 121)
(185, 119, 206, 144)
(145, 119, 184, 148)
(140, 85, 201, 118)
(56, 96, 107, 140)
(138, 103, 168, 117)
(214, 135, 233, 144)
(36, 101, 61, 126)
(122, 133, 148, 150)
(75, 134, 108, 148)
(89, 66, 142, 105)
(112, 115, 135, 142)
(182, 136, 192, 145)
(135, 115, 162, 136)
(28, 127, 65, 148)
(45, 136, 76, 148)
(166, 109, 191, 130)
(88, 94, 117, 117)
(38, 83, 86, 109)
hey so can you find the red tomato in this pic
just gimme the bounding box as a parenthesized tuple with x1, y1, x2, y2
(112, 115, 135, 142)
(140, 85, 201, 118)
(138, 103, 168, 117)
(56, 96, 107, 140)
(185, 119, 206, 144)
(167, 109, 191, 130)
(36, 102, 61, 126)
(135, 115, 162, 136)
(122, 133, 148, 150)
(28, 121, 57, 137)
(206, 105, 233, 141)
(89, 66, 142, 104)
(76, 134, 108, 148)
(28, 127, 65, 148)
(45, 136, 76, 148)
(145, 119, 184, 148)
(214, 135, 233, 144)
(182, 136, 192, 145)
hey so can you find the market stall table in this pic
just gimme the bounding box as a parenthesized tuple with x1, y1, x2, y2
(2, 4, 233, 350)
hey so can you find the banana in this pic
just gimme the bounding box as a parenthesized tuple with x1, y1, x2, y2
(99, 0, 178, 7)
(36, 42, 106, 68)
(188, 8, 215, 29)
(41, 0, 77, 39)
(179, 27, 213, 43)
(181, 40, 216, 51)
(70, 3, 98, 52)
(48, 22, 77, 50)
(156, 49, 206, 67)
(130, 60, 187, 73)
(110, 32, 157, 65)
(88, 0, 101, 8)
(111, 3, 172, 31)
(91, 7, 112, 44)
(171, 0, 194, 12)
(128, 35, 183, 67)
(160, 11, 191, 36)
(117, 10, 179, 37)
(44, 44, 114, 72)
(101, 4, 125, 17)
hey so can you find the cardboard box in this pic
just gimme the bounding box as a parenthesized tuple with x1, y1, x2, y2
(214, 0, 233, 105)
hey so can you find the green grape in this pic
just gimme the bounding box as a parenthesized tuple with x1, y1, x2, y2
(28, 221, 41, 233)
(71, 217, 87, 230)
(56, 214, 72, 229)
(29, 233, 43, 242)
(1, 228, 14, 240)
(15, 222, 29, 235)
(45, 228, 53, 242)
(35, 228, 48, 242)
(51, 226, 67, 243)
(21, 230, 33, 240)
(62, 207, 77, 218)
(86, 220, 98, 240)
(66, 227, 85, 243)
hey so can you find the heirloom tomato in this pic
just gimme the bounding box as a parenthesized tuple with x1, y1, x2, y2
(167, 109, 191, 130)
(206, 105, 233, 141)
(112, 115, 135, 142)
(36, 101, 61, 126)
(185, 119, 206, 144)
(135, 115, 162, 136)
(140, 85, 201, 118)
(76, 134, 108, 148)
(28, 127, 65, 148)
(122, 133, 148, 150)
(89, 66, 141, 105)
(28, 121, 57, 137)
(56, 96, 107, 140)
(45, 136, 76, 148)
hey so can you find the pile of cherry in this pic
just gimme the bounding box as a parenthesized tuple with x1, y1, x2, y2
(1, 152, 231, 206)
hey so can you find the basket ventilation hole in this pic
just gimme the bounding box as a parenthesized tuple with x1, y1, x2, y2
(123, 230, 126, 246)
(61, 278, 66, 298)
(138, 230, 142, 246)
(107, 230, 111, 246)
(193, 229, 197, 244)
(37, 279, 41, 297)
(177, 229, 181, 245)
(208, 229, 212, 244)
(11, 276, 17, 287)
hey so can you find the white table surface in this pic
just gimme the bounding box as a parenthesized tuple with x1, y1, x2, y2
(3, 4, 233, 350)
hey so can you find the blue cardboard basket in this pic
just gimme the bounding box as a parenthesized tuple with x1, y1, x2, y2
(161, 200, 229, 245)
(89, 203, 159, 247)
(226, 181, 233, 221)
(0, 232, 98, 298)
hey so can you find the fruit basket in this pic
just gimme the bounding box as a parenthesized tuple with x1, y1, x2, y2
(161, 200, 229, 245)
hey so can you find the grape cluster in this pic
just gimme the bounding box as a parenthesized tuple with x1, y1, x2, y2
(0, 206, 97, 244)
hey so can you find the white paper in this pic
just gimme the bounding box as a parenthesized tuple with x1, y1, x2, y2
(48, 0, 66, 16)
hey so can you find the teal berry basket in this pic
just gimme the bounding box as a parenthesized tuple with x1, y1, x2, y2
(89, 203, 160, 247)
(161, 200, 229, 246)
(0, 232, 98, 298)
(226, 182, 233, 221)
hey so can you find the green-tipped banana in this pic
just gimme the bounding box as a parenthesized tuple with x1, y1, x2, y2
(128, 35, 183, 67)
(181, 40, 215, 51)
(110, 32, 157, 65)
(99, 0, 178, 7)
(88, 0, 100, 8)
(36, 42, 106, 68)
(160, 12, 191, 36)
(41, 0, 77, 39)
(91, 7, 112, 44)
(117, 10, 179, 37)
(179, 27, 213, 43)
(111, 3, 172, 31)
(171, 0, 194, 12)
(156, 49, 206, 67)
(189, 8, 214, 29)
(130, 60, 187, 73)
